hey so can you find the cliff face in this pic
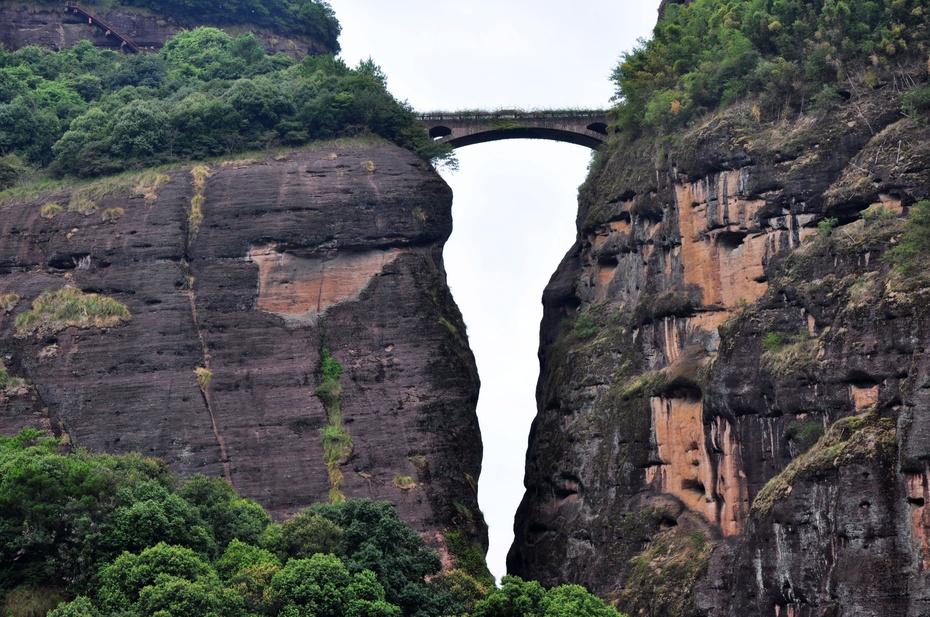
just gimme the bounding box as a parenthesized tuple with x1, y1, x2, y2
(0, 2, 327, 55)
(0, 143, 486, 556)
(510, 70, 930, 615)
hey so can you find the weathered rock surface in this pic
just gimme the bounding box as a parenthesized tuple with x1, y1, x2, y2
(0, 1, 329, 55)
(510, 66, 930, 615)
(0, 143, 486, 556)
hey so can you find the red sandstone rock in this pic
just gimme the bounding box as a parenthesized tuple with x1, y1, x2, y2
(0, 145, 487, 556)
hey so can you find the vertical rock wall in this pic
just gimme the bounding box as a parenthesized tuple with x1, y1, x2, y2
(510, 72, 930, 615)
(0, 143, 486, 555)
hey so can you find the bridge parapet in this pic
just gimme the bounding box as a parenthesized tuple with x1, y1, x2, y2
(416, 109, 611, 150)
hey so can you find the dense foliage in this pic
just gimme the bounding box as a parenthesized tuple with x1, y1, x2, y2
(0, 29, 449, 185)
(612, 0, 930, 132)
(0, 430, 620, 617)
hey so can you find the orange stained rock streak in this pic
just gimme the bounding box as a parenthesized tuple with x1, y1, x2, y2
(852, 385, 879, 411)
(250, 243, 402, 321)
(647, 396, 747, 536)
(676, 170, 769, 311)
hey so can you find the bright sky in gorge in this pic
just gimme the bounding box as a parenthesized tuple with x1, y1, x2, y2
(329, 0, 663, 582)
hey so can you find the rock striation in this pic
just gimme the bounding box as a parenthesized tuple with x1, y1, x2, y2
(0, 143, 487, 557)
(510, 66, 930, 615)
(0, 2, 328, 55)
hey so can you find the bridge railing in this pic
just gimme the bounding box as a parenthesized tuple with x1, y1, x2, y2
(417, 109, 608, 122)
(64, 2, 142, 53)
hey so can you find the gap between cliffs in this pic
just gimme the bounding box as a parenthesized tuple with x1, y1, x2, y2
(439, 141, 594, 580)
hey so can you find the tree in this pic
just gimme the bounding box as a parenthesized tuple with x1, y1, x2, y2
(109, 99, 169, 160)
(270, 553, 400, 617)
(95, 543, 219, 613)
(178, 475, 272, 548)
(303, 499, 442, 614)
(472, 576, 626, 617)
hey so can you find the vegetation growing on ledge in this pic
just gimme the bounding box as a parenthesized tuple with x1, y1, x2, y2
(752, 411, 896, 516)
(618, 524, 714, 617)
(14, 286, 130, 336)
(0, 362, 27, 394)
(612, 0, 930, 134)
(444, 530, 495, 589)
(0, 31, 451, 188)
(888, 200, 930, 273)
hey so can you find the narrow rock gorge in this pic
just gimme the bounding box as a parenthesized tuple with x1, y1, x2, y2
(509, 60, 930, 615)
(0, 143, 487, 560)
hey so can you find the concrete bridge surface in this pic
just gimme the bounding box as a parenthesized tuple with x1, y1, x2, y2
(416, 110, 609, 149)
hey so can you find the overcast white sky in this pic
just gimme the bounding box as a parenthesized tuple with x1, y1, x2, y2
(329, 0, 662, 582)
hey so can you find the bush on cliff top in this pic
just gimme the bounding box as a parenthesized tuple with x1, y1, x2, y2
(0, 31, 451, 185)
(612, 0, 930, 133)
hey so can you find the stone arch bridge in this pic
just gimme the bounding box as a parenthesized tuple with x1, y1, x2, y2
(417, 110, 609, 149)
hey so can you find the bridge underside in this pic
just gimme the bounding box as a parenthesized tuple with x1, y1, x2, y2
(439, 127, 604, 150)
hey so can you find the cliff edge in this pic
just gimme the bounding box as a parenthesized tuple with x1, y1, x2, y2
(0, 143, 487, 562)
(510, 62, 930, 615)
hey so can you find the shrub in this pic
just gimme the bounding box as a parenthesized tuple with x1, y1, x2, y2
(67, 192, 97, 215)
(195, 366, 212, 391)
(902, 85, 930, 121)
(762, 331, 788, 352)
(393, 474, 416, 490)
(785, 419, 826, 453)
(444, 530, 494, 588)
(39, 202, 63, 219)
(472, 575, 626, 617)
(0, 292, 19, 311)
(1, 586, 67, 617)
(101, 207, 124, 222)
(0, 155, 22, 190)
(573, 312, 599, 339)
(888, 200, 930, 273)
(14, 287, 130, 336)
(817, 217, 839, 237)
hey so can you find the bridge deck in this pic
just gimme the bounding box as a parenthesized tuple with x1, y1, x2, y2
(417, 109, 610, 150)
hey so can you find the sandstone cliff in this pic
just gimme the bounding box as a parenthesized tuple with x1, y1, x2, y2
(0, 1, 328, 55)
(0, 142, 487, 560)
(509, 67, 930, 615)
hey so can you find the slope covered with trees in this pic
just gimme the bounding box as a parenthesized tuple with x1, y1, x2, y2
(612, 0, 930, 132)
(0, 430, 624, 617)
(0, 28, 449, 191)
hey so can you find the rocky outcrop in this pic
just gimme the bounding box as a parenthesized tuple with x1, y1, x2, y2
(510, 66, 930, 615)
(0, 143, 486, 556)
(0, 2, 328, 55)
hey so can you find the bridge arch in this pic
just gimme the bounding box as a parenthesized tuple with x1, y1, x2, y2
(418, 110, 610, 150)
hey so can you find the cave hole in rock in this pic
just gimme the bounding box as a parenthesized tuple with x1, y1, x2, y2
(847, 369, 880, 389)
(440, 140, 592, 581)
(716, 230, 748, 251)
(681, 478, 707, 495)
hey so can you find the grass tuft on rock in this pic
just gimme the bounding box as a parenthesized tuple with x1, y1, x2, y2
(14, 287, 130, 337)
